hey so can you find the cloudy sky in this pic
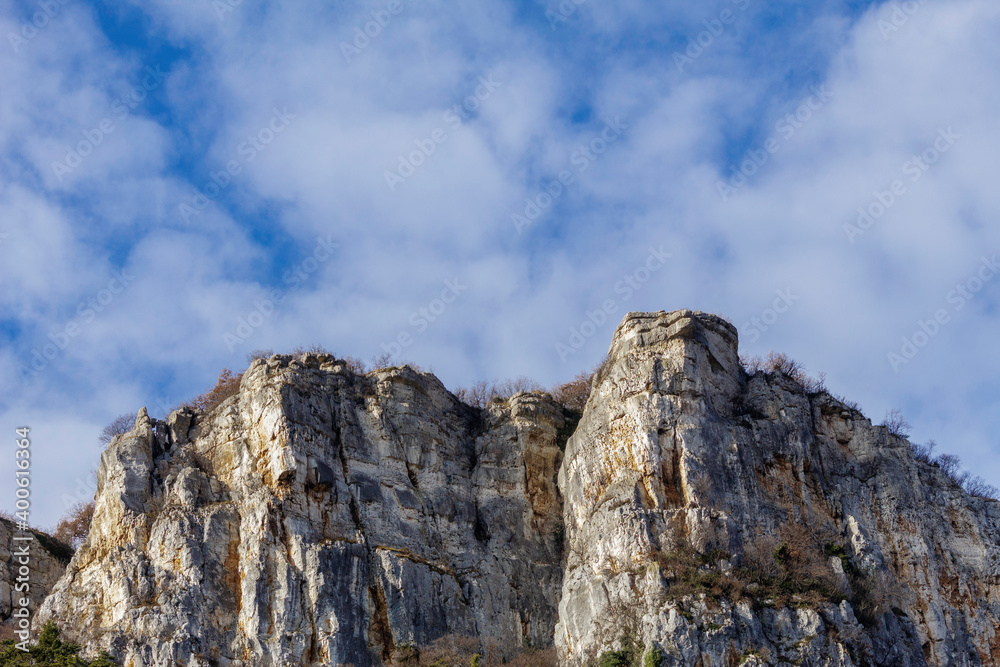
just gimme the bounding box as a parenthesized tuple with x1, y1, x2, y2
(2, 0, 998, 526)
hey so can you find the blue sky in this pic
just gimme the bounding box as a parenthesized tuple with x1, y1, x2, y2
(2, 0, 999, 526)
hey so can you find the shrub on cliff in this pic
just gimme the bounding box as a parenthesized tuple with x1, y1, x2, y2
(910, 440, 998, 499)
(597, 636, 639, 667)
(0, 621, 117, 665)
(52, 501, 94, 550)
(549, 356, 608, 412)
(188, 368, 243, 412)
(740, 351, 826, 394)
(245, 349, 274, 364)
(454, 377, 543, 408)
(97, 413, 133, 447)
(881, 409, 911, 438)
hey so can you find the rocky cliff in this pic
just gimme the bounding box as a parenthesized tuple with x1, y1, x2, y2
(1, 518, 69, 628)
(37, 358, 567, 666)
(36, 310, 1000, 666)
(556, 311, 1000, 666)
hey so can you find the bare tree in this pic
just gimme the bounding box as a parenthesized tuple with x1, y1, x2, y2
(454, 377, 543, 408)
(963, 475, 999, 499)
(881, 409, 911, 438)
(454, 380, 492, 408)
(98, 413, 134, 447)
(740, 351, 825, 393)
(246, 349, 274, 364)
(910, 439, 938, 463)
(550, 356, 608, 412)
(344, 356, 368, 374)
(936, 453, 962, 477)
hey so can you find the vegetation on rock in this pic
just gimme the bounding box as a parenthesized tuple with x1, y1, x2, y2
(0, 622, 116, 666)
(51, 502, 93, 551)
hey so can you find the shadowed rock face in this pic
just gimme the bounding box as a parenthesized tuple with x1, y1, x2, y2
(1, 518, 68, 627)
(37, 358, 567, 666)
(37, 311, 1000, 666)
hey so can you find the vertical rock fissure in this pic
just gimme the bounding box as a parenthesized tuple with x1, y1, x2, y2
(332, 383, 396, 664)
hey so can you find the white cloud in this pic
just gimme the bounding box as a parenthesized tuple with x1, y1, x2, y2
(2, 0, 999, 525)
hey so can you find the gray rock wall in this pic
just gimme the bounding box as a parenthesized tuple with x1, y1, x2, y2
(556, 310, 1000, 667)
(34, 310, 1000, 666)
(38, 358, 567, 666)
(1, 518, 68, 627)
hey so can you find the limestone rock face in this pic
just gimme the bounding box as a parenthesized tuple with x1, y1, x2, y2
(556, 310, 1000, 667)
(1, 518, 68, 625)
(37, 359, 567, 666)
(36, 310, 1000, 666)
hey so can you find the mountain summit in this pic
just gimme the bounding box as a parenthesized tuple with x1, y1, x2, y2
(37, 311, 1000, 666)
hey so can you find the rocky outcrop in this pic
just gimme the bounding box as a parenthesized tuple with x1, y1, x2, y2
(556, 310, 1000, 666)
(38, 358, 568, 666)
(36, 310, 1000, 666)
(1, 517, 69, 626)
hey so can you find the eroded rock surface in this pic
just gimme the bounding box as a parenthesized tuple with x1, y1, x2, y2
(36, 310, 1000, 666)
(38, 359, 567, 666)
(556, 310, 1000, 666)
(1, 518, 68, 626)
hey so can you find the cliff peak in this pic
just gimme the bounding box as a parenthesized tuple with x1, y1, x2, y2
(33, 311, 1000, 667)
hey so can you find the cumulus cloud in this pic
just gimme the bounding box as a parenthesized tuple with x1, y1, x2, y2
(1, 0, 998, 525)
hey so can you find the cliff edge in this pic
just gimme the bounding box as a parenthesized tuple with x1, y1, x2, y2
(36, 310, 1000, 666)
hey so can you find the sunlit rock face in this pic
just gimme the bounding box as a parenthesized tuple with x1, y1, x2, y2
(37, 311, 1000, 666)
(556, 310, 1000, 667)
(38, 357, 567, 667)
